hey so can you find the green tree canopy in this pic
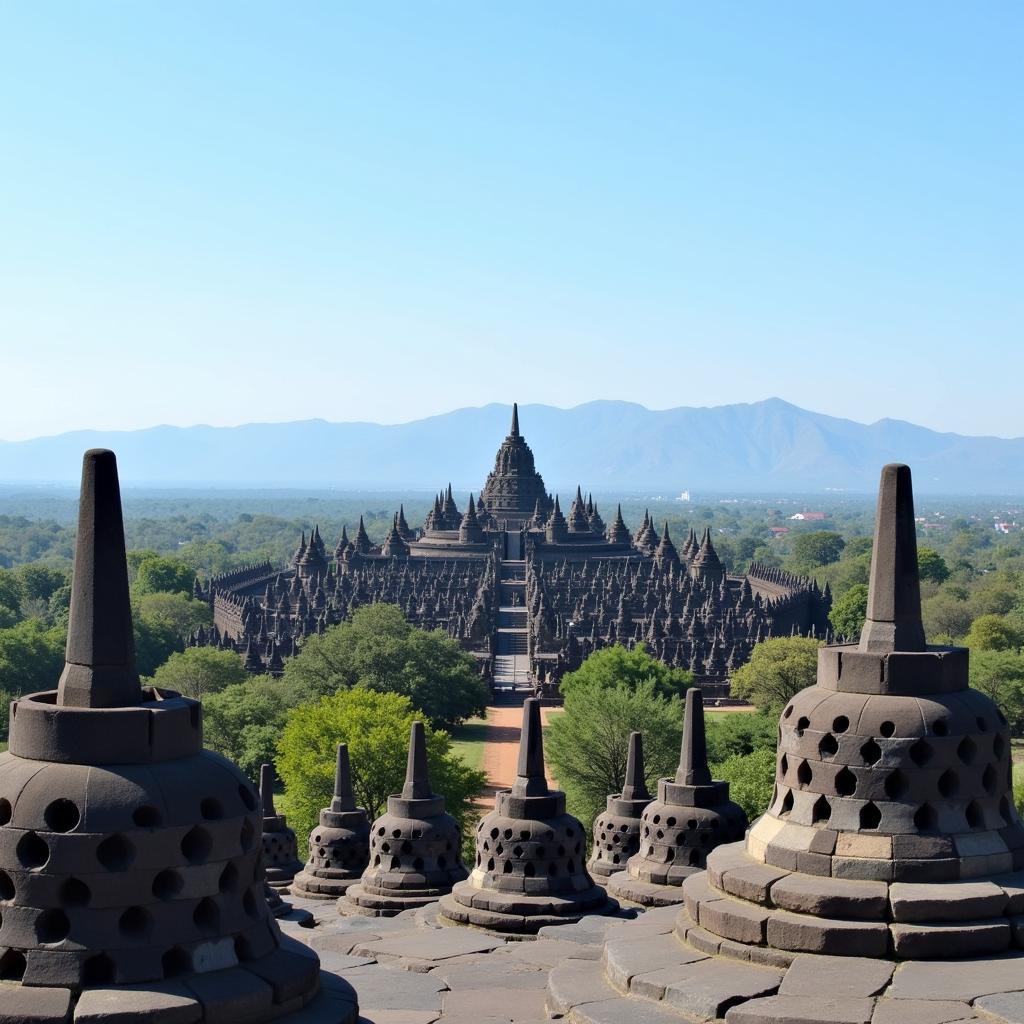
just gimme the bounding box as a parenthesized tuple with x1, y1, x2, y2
(280, 603, 488, 727)
(729, 637, 820, 716)
(712, 747, 776, 821)
(151, 647, 247, 699)
(917, 547, 951, 584)
(787, 532, 846, 574)
(277, 688, 485, 841)
(133, 555, 196, 596)
(545, 678, 684, 827)
(969, 649, 1024, 737)
(558, 643, 693, 701)
(202, 679, 288, 780)
(705, 711, 777, 765)
(965, 614, 1021, 653)
(136, 592, 211, 642)
(0, 618, 66, 696)
(830, 583, 868, 640)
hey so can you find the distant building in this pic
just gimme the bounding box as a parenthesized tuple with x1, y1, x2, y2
(193, 406, 831, 699)
(769, 526, 791, 536)
(677, 490, 691, 502)
(789, 511, 828, 521)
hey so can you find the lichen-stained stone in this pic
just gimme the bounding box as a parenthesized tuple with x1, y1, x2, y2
(439, 699, 611, 934)
(342, 722, 466, 918)
(0, 451, 353, 1024)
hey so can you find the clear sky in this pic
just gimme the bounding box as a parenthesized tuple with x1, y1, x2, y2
(1, 3, 1020, 441)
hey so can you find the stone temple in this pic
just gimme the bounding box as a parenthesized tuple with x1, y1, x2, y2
(194, 405, 831, 696)
(0, 451, 358, 1023)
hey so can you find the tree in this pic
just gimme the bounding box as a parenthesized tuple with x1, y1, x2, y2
(729, 637, 820, 716)
(917, 547, 950, 584)
(922, 591, 973, 640)
(830, 584, 868, 640)
(133, 555, 196, 596)
(965, 614, 1020, 653)
(277, 689, 486, 841)
(133, 615, 182, 677)
(202, 680, 288, 780)
(545, 679, 683, 828)
(151, 647, 247, 699)
(705, 712, 777, 765)
(788, 532, 845, 574)
(0, 688, 13, 740)
(15, 565, 69, 605)
(558, 644, 693, 702)
(712, 747, 776, 821)
(0, 568, 21, 620)
(280, 604, 488, 727)
(969, 649, 1024, 737)
(0, 619, 66, 695)
(136, 592, 211, 642)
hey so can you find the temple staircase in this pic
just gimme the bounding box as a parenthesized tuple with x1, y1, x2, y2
(494, 559, 532, 689)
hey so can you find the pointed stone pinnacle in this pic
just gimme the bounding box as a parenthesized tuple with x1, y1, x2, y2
(510, 401, 520, 437)
(402, 721, 432, 800)
(621, 731, 651, 802)
(512, 698, 549, 798)
(859, 463, 926, 654)
(260, 763, 278, 818)
(57, 449, 142, 709)
(331, 743, 357, 812)
(676, 688, 712, 787)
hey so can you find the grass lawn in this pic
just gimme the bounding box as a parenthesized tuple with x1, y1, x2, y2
(450, 714, 488, 772)
(0, 742, 6, 754)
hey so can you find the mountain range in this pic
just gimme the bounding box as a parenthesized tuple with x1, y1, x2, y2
(1, 400, 1022, 494)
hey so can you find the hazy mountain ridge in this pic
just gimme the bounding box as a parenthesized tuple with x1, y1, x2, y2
(1, 399, 1022, 493)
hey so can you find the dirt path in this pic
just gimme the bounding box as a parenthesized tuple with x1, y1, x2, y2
(477, 703, 560, 810)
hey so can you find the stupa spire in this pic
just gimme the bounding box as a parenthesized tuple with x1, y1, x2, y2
(331, 743, 357, 812)
(859, 463, 926, 653)
(57, 449, 142, 708)
(402, 721, 432, 800)
(510, 401, 520, 437)
(675, 687, 712, 786)
(621, 731, 651, 802)
(260, 762, 278, 818)
(512, 697, 548, 797)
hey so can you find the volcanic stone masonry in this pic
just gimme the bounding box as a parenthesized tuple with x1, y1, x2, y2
(260, 762, 303, 892)
(439, 697, 613, 933)
(606, 687, 749, 908)
(341, 722, 467, 917)
(193, 404, 832, 694)
(291, 744, 370, 900)
(0, 450, 357, 1024)
(587, 730, 652, 884)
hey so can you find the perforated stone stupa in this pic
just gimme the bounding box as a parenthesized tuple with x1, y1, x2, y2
(259, 763, 303, 891)
(291, 744, 370, 900)
(0, 450, 354, 1023)
(439, 698, 613, 933)
(607, 687, 748, 907)
(587, 731, 652, 883)
(342, 722, 466, 917)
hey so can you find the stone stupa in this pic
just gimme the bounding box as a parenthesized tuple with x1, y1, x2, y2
(439, 697, 614, 933)
(259, 763, 303, 892)
(587, 731, 652, 883)
(550, 464, 1024, 1024)
(342, 722, 467, 917)
(0, 450, 354, 1023)
(291, 744, 370, 899)
(607, 687, 748, 907)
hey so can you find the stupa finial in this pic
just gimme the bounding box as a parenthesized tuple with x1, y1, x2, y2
(402, 721, 432, 800)
(332, 743, 357, 812)
(512, 697, 548, 797)
(57, 449, 142, 708)
(510, 401, 520, 437)
(621, 731, 651, 802)
(859, 463, 926, 653)
(676, 687, 712, 786)
(260, 762, 278, 817)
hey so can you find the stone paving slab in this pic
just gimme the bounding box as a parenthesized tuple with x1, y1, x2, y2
(440, 986, 548, 1021)
(567, 995, 686, 1024)
(338, 965, 447, 1013)
(725, 994, 876, 1024)
(870, 1000, 978, 1024)
(351, 930, 507, 964)
(602, 934, 707, 991)
(779, 955, 894, 998)
(547, 958, 617, 1015)
(661, 958, 784, 1019)
(890, 954, 1024, 1001)
(494, 937, 602, 967)
(436, 958, 549, 991)
(976, 992, 1024, 1024)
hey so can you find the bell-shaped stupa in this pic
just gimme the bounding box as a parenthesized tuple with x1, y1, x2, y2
(259, 763, 303, 891)
(0, 451, 347, 1021)
(682, 463, 1024, 961)
(342, 722, 466, 917)
(587, 731, 652, 882)
(439, 698, 613, 933)
(607, 688, 748, 907)
(291, 744, 370, 899)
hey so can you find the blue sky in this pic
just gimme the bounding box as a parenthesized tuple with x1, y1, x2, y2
(1, 3, 1020, 441)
